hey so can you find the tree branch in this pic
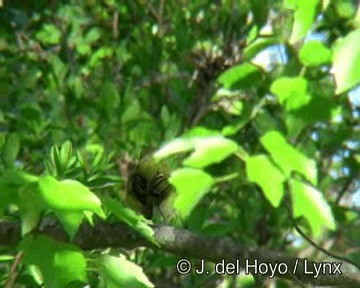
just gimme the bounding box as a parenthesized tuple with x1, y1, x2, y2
(0, 220, 359, 287)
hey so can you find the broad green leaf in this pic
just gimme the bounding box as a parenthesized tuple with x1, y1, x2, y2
(299, 40, 331, 66)
(332, 29, 360, 94)
(270, 77, 311, 110)
(154, 138, 195, 160)
(261, 131, 317, 185)
(155, 131, 238, 168)
(56, 211, 85, 239)
(289, 0, 320, 44)
(290, 179, 336, 237)
(38, 176, 103, 213)
(246, 155, 286, 207)
(38, 176, 105, 237)
(217, 63, 263, 89)
(98, 255, 154, 288)
(102, 198, 157, 245)
(169, 168, 214, 219)
(21, 235, 87, 288)
(183, 136, 238, 168)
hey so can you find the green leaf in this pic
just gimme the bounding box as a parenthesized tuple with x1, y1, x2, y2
(246, 155, 286, 207)
(290, 179, 336, 237)
(38, 176, 103, 213)
(49, 145, 62, 176)
(299, 40, 331, 66)
(50, 55, 68, 84)
(84, 27, 101, 44)
(99, 81, 120, 118)
(121, 99, 148, 124)
(59, 140, 74, 169)
(289, 0, 320, 44)
(35, 24, 62, 45)
(270, 77, 311, 110)
(98, 255, 154, 288)
(183, 126, 221, 138)
(1, 169, 38, 185)
(160, 105, 170, 124)
(332, 29, 360, 94)
(0, 255, 14, 262)
(155, 131, 238, 168)
(243, 37, 278, 60)
(102, 198, 158, 245)
(21, 235, 87, 288)
(38, 176, 105, 238)
(261, 131, 317, 185)
(250, 0, 269, 28)
(0, 183, 19, 215)
(18, 184, 43, 235)
(0, 170, 38, 216)
(3, 133, 20, 167)
(169, 168, 214, 219)
(289, 95, 336, 125)
(183, 136, 239, 168)
(217, 63, 263, 89)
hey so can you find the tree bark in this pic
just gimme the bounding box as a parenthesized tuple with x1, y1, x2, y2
(0, 220, 359, 287)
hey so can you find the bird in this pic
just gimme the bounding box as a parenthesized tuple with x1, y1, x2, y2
(127, 155, 175, 220)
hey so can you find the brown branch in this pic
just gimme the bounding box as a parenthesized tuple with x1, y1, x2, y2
(4, 251, 23, 288)
(0, 220, 359, 287)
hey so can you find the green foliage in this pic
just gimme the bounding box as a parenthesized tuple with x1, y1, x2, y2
(170, 168, 214, 219)
(21, 235, 87, 288)
(0, 0, 359, 287)
(246, 155, 285, 207)
(38, 176, 105, 238)
(260, 131, 317, 185)
(290, 179, 336, 237)
(97, 255, 154, 288)
(332, 29, 360, 93)
(102, 197, 157, 245)
(299, 40, 332, 66)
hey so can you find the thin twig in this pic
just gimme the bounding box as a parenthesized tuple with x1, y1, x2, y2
(292, 216, 360, 271)
(335, 178, 353, 205)
(4, 251, 24, 288)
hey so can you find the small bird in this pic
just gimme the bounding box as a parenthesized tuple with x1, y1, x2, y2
(127, 155, 174, 219)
